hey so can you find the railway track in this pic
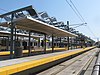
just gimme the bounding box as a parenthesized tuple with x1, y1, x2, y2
(37, 48, 99, 75)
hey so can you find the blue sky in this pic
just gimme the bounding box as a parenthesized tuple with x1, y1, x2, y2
(0, 0, 100, 41)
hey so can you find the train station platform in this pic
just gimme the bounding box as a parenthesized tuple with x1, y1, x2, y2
(0, 46, 95, 75)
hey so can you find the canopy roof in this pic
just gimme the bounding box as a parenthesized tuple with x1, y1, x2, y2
(0, 5, 77, 37)
(0, 17, 77, 37)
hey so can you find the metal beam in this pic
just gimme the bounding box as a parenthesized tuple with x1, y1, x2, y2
(0, 5, 32, 18)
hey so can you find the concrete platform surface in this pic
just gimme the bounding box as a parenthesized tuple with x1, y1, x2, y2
(0, 48, 80, 68)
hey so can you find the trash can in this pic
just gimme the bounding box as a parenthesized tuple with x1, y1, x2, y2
(14, 47, 23, 58)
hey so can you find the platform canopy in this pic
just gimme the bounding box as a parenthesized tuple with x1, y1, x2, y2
(0, 5, 77, 37)
(0, 31, 42, 39)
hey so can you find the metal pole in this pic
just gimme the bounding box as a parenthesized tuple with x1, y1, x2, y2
(71, 37, 72, 49)
(6, 36, 9, 51)
(55, 37, 57, 47)
(28, 31, 31, 56)
(38, 38, 40, 47)
(52, 34, 54, 52)
(76, 37, 77, 49)
(67, 21, 70, 50)
(73, 37, 75, 49)
(59, 37, 61, 47)
(10, 13, 14, 58)
(81, 36, 83, 48)
(44, 34, 46, 53)
(14, 27, 17, 53)
(84, 37, 85, 48)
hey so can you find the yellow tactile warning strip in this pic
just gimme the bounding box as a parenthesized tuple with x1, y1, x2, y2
(0, 48, 66, 56)
(0, 46, 95, 75)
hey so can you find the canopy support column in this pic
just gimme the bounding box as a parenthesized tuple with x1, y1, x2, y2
(59, 37, 61, 47)
(14, 27, 17, 53)
(6, 36, 9, 51)
(67, 37, 70, 50)
(52, 34, 54, 52)
(67, 21, 70, 50)
(38, 38, 40, 47)
(70, 37, 72, 50)
(10, 13, 14, 59)
(44, 34, 46, 53)
(28, 31, 31, 56)
(76, 37, 77, 49)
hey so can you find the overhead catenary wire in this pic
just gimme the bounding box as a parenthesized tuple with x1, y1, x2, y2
(70, 0, 86, 23)
(86, 25, 96, 37)
(65, 0, 96, 39)
(0, 7, 8, 15)
(70, 0, 96, 38)
(70, 0, 96, 37)
(0, 7, 7, 12)
(65, 0, 85, 23)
